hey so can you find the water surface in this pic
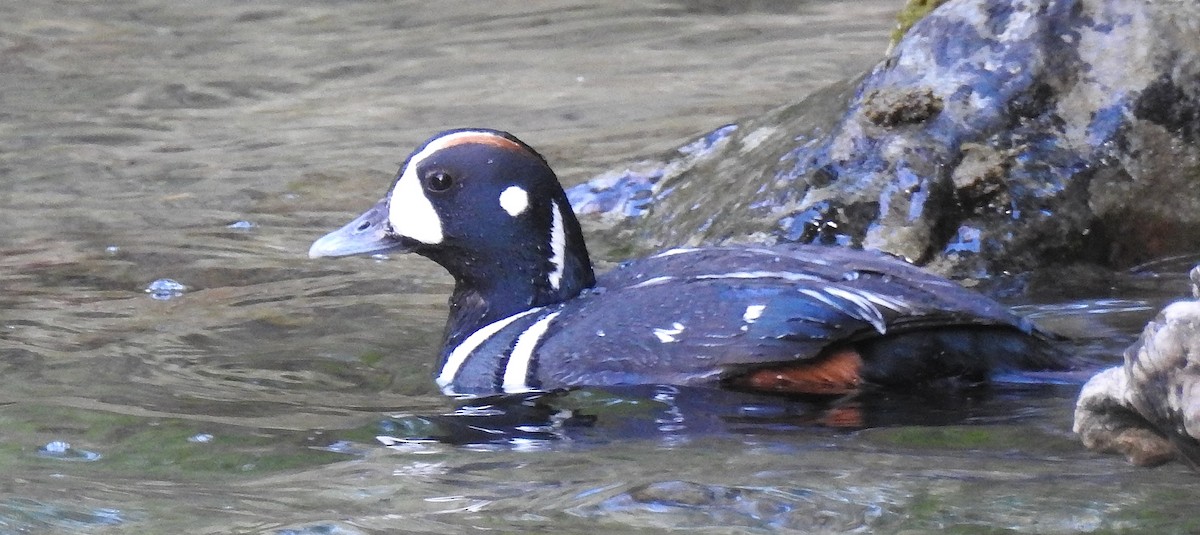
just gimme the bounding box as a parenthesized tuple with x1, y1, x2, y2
(2, 1, 1198, 533)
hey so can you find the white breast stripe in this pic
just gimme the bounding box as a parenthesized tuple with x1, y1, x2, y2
(548, 200, 566, 290)
(436, 307, 544, 393)
(502, 311, 561, 393)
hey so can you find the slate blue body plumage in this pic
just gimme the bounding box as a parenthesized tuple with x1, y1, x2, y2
(309, 129, 1067, 397)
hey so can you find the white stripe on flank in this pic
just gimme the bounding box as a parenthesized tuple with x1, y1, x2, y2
(548, 200, 566, 290)
(693, 271, 824, 282)
(629, 275, 674, 289)
(502, 311, 561, 393)
(436, 307, 544, 394)
(651, 247, 701, 258)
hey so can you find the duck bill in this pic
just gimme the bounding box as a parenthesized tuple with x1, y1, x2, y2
(308, 198, 411, 258)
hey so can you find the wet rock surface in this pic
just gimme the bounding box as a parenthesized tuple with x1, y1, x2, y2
(569, 0, 1200, 280)
(1075, 266, 1200, 469)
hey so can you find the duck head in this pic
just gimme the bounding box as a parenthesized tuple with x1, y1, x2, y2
(309, 129, 596, 339)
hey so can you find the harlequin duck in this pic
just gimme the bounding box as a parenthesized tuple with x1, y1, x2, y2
(309, 129, 1067, 397)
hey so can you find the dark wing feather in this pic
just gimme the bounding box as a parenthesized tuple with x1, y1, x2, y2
(534, 245, 1043, 389)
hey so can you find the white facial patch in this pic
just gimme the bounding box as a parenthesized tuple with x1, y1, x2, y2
(548, 199, 566, 290)
(388, 130, 507, 245)
(499, 186, 529, 217)
(389, 163, 444, 245)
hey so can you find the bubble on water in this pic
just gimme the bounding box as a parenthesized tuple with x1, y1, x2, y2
(317, 440, 371, 455)
(145, 279, 186, 300)
(376, 420, 399, 434)
(227, 220, 257, 229)
(90, 508, 125, 526)
(37, 440, 102, 461)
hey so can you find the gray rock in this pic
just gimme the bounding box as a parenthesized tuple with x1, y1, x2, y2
(568, 0, 1200, 281)
(1074, 266, 1200, 468)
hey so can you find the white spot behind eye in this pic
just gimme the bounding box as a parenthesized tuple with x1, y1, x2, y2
(499, 186, 529, 216)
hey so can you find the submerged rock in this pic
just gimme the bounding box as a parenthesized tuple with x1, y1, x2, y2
(568, 0, 1200, 280)
(1074, 266, 1200, 469)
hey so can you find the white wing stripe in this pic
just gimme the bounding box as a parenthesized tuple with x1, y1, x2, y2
(823, 287, 888, 334)
(436, 307, 544, 393)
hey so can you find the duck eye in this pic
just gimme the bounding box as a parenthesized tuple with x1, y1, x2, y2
(424, 170, 454, 192)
